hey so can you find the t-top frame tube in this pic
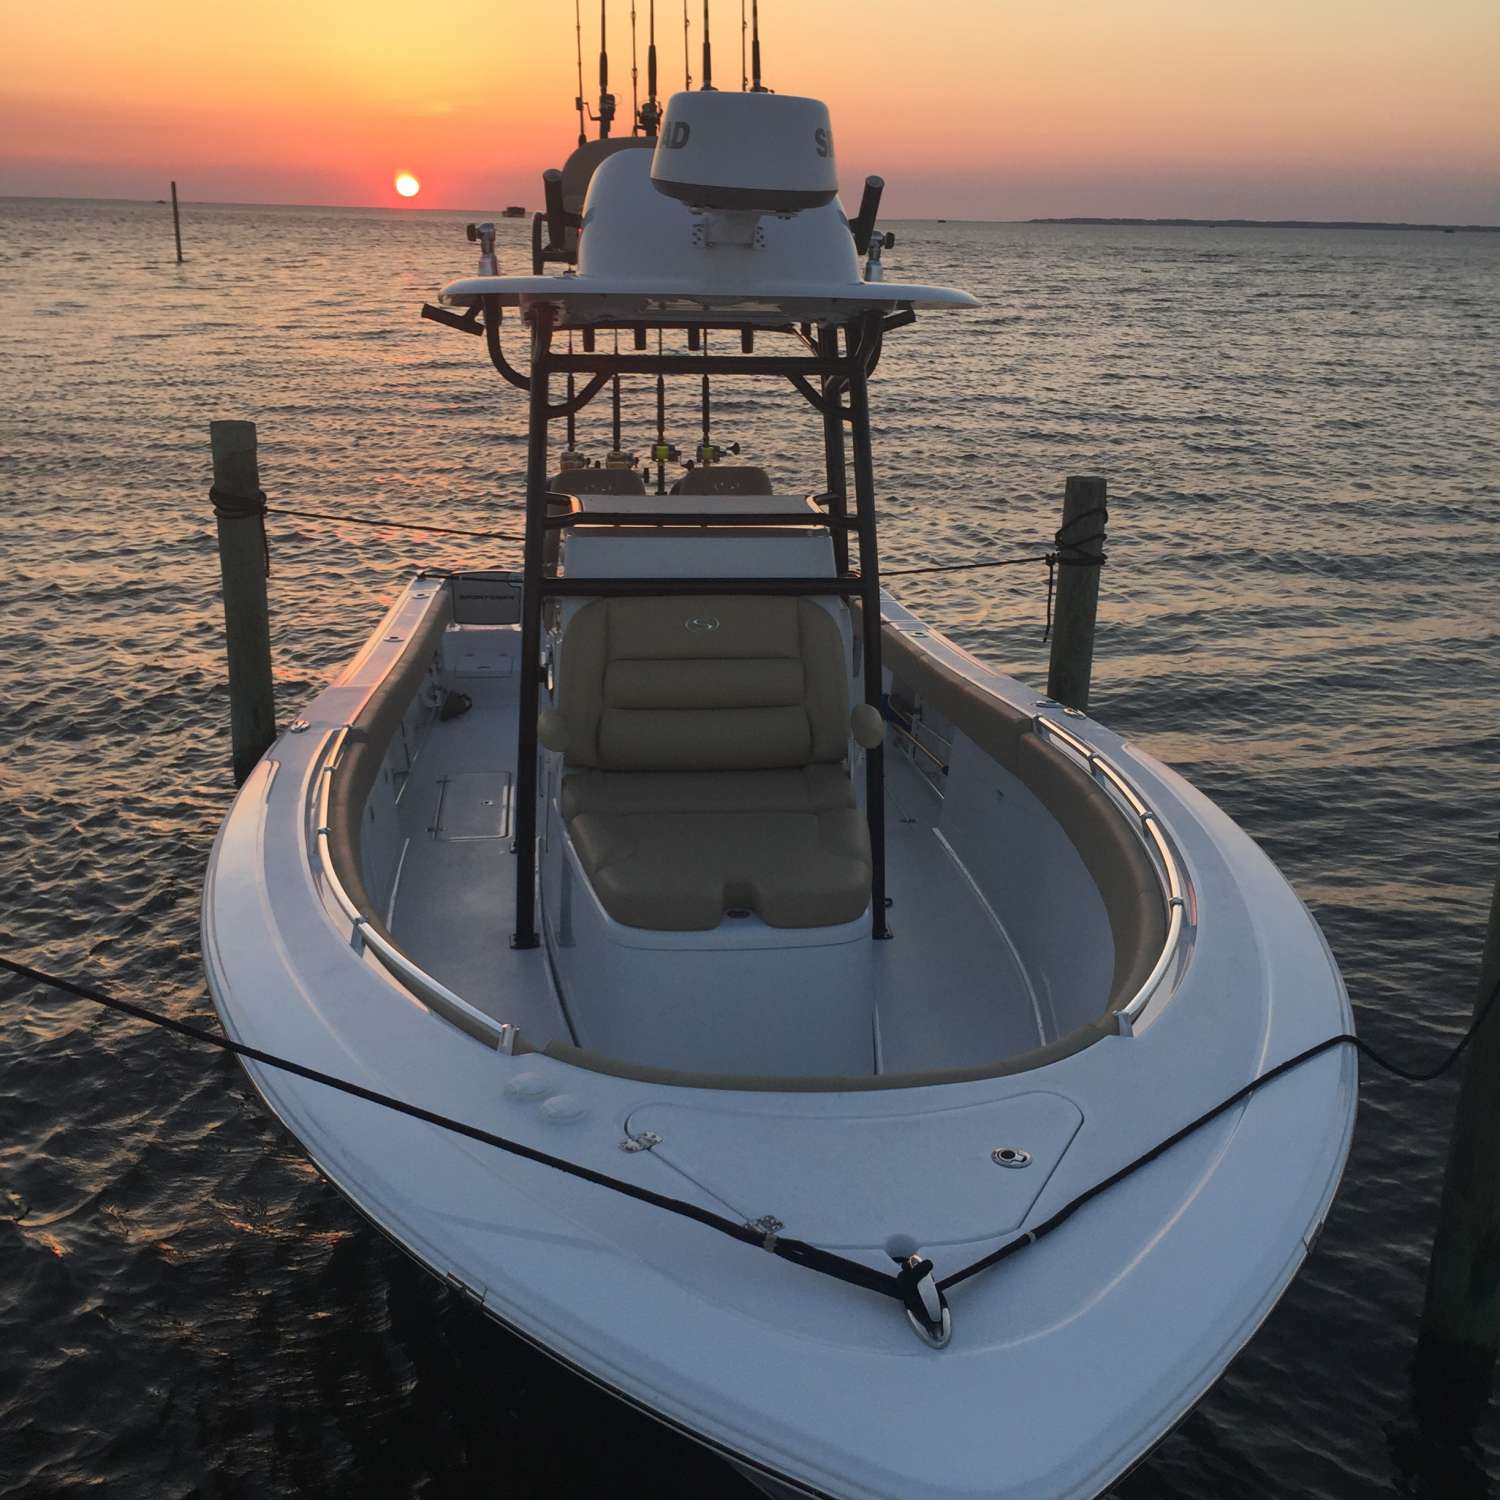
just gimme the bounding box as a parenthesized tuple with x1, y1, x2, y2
(508, 312, 891, 948)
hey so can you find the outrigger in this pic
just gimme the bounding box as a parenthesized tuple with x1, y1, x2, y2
(203, 14, 1355, 1498)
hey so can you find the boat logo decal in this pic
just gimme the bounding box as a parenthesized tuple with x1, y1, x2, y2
(684, 615, 720, 633)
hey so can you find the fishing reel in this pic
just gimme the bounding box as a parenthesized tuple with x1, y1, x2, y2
(580, 91, 617, 136)
(604, 448, 638, 470)
(556, 447, 589, 472)
(696, 441, 740, 466)
(465, 222, 498, 276)
(651, 440, 681, 466)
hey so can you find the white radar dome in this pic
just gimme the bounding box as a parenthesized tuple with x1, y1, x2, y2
(650, 91, 838, 213)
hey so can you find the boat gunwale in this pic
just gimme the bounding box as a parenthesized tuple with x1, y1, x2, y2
(310, 579, 1195, 1090)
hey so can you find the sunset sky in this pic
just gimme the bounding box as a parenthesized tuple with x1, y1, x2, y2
(3, 1, 1497, 221)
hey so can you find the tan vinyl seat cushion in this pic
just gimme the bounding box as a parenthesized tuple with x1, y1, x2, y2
(571, 806, 871, 930)
(673, 465, 774, 496)
(556, 596, 871, 930)
(548, 467, 648, 496)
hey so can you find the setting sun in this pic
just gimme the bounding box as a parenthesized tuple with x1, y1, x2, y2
(394, 172, 420, 198)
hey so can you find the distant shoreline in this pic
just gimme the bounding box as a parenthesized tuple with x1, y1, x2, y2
(1, 196, 1496, 232)
(1028, 216, 1498, 233)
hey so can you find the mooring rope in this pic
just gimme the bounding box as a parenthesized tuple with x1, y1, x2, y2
(208, 484, 272, 577)
(4, 949, 1495, 1330)
(881, 504, 1108, 642)
(202, 493, 1108, 615)
(882, 554, 1051, 577)
(0, 954, 906, 1309)
(253, 498, 524, 546)
(1043, 503, 1109, 642)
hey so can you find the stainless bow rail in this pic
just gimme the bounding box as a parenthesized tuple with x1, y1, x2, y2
(310, 727, 511, 1050)
(1032, 711, 1191, 1035)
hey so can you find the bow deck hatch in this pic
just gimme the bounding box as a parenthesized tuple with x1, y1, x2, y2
(624, 1090, 1084, 1250)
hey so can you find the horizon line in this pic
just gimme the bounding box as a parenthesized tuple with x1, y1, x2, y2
(1, 192, 1496, 232)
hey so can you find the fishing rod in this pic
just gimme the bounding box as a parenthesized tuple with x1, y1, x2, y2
(683, 0, 691, 91)
(701, 365, 713, 463)
(597, 0, 616, 137)
(651, 329, 678, 494)
(702, 0, 713, 89)
(751, 0, 764, 90)
(606, 333, 631, 468)
(695, 331, 738, 466)
(574, 0, 587, 145)
(640, 0, 661, 134)
(630, 0, 639, 126)
(741, 0, 747, 90)
(564, 372, 582, 465)
(560, 333, 585, 469)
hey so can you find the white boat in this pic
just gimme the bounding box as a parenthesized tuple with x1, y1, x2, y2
(204, 71, 1355, 1500)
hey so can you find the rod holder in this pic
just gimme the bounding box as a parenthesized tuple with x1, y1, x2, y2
(849, 176, 884, 257)
(544, 169, 567, 251)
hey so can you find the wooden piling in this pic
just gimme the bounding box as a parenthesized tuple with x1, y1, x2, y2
(1046, 475, 1108, 712)
(1415, 847, 1500, 1412)
(209, 420, 276, 784)
(171, 180, 183, 264)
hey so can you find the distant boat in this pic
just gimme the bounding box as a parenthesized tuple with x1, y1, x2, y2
(502, 205, 526, 218)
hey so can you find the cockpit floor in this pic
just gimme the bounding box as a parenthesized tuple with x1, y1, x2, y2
(389, 651, 1044, 1075)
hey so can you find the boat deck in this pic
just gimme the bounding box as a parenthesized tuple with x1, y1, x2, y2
(388, 644, 1045, 1074)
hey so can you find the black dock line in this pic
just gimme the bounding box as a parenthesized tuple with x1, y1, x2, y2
(4, 950, 1494, 1332)
(249, 501, 523, 545)
(0, 954, 903, 1307)
(198, 491, 1104, 635)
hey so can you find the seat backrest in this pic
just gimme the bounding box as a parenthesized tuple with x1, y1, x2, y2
(673, 466, 774, 497)
(557, 595, 849, 771)
(549, 467, 648, 496)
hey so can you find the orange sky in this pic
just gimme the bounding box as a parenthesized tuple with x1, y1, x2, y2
(3, 1, 1497, 220)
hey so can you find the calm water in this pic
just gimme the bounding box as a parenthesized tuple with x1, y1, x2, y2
(2, 197, 1498, 1498)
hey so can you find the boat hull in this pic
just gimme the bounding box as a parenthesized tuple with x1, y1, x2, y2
(202, 574, 1356, 1500)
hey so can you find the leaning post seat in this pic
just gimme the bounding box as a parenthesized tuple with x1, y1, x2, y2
(672, 465, 775, 496)
(547, 467, 649, 496)
(550, 594, 873, 931)
(544, 467, 647, 567)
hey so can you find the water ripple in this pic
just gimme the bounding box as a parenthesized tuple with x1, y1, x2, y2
(2, 199, 1498, 1497)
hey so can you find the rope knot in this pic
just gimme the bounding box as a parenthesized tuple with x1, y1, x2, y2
(1042, 505, 1109, 642)
(1051, 503, 1109, 567)
(209, 485, 271, 577)
(209, 484, 267, 521)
